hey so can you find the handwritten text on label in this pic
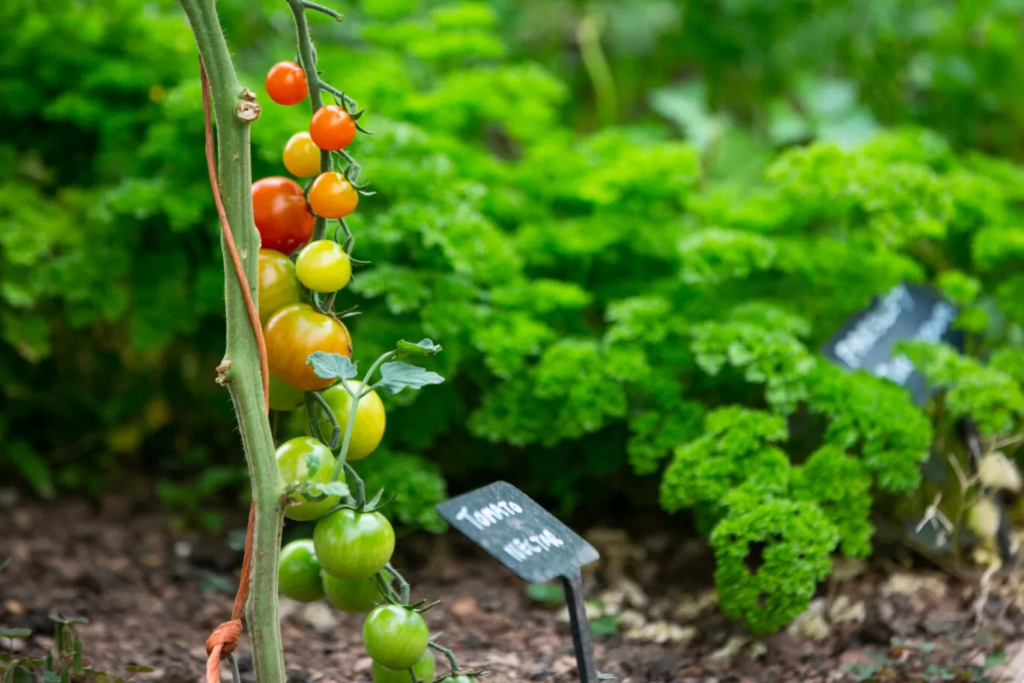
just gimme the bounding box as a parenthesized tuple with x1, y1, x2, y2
(454, 500, 524, 530)
(503, 529, 565, 562)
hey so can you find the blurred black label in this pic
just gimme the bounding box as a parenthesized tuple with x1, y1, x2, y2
(437, 481, 599, 583)
(822, 283, 962, 406)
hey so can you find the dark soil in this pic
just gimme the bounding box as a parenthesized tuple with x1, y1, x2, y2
(1, 496, 1021, 682)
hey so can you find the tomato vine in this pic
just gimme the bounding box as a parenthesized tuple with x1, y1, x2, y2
(183, 0, 482, 680)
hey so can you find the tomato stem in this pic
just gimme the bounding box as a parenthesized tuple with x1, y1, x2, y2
(285, 0, 331, 243)
(179, 0, 286, 682)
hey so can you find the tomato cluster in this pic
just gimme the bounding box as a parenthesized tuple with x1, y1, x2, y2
(257, 62, 369, 404)
(262, 59, 467, 683)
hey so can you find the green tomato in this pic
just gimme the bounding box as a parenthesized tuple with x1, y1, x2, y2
(269, 373, 305, 412)
(276, 437, 342, 521)
(317, 381, 386, 461)
(363, 604, 429, 671)
(371, 651, 435, 683)
(314, 508, 395, 580)
(322, 573, 382, 613)
(278, 540, 324, 602)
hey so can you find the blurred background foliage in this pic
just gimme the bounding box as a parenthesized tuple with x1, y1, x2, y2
(3, 0, 1024, 616)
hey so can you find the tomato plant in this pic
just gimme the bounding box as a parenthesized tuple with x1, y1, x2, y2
(296, 240, 352, 293)
(322, 574, 381, 613)
(275, 437, 341, 520)
(282, 131, 321, 178)
(317, 381, 385, 461)
(313, 508, 395, 580)
(252, 176, 315, 254)
(182, 0, 474, 681)
(371, 652, 435, 683)
(309, 104, 356, 151)
(362, 605, 430, 671)
(308, 171, 358, 219)
(257, 248, 302, 326)
(277, 540, 324, 603)
(265, 61, 308, 105)
(265, 303, 352, 391)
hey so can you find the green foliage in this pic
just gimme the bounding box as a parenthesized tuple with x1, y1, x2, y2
(710, 491, 838, 634)
(7, 0, 1024, 636)
(899, 342, 1024, 438)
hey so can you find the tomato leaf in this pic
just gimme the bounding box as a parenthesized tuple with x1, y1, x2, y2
(396, 339, 442, 357)
(304, 452, 323, 476)
(311, 481, 350, 498)
(376, 362, 445, 395)
(307, 352, 358, 380)
(0, 558, 10, 573)
(0, 629, 31, 639)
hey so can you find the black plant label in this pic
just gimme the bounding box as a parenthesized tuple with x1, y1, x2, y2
(822, 282, 962, 406)
(437, 481, 599, 583)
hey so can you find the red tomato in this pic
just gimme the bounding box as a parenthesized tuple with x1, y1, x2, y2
(309, 105, 357, 151)
(266, 61, 308, 106)
(265, 303, 353, 391)
(308, 172, 358, 219)
(252, 176, 315, 255)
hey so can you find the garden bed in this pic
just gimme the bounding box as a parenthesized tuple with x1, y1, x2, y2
(1, 497, 1021, 682)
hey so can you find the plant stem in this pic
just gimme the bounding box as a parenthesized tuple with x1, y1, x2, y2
(285, 0, 330, 242)
(179, 1, 285, 682)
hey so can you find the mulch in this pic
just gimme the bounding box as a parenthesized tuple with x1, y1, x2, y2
(1, 495, 1022, 682)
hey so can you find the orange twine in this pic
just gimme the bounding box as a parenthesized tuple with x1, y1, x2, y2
(199, 58, 270, 683)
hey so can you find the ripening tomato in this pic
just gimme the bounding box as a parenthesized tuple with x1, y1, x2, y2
(258, 249, 302, 326)
(318, 381, 385, 461)
(269, 374, 304, 412)
(309, 104, 356, 151)
(296, 240, 352, 293)
(308, 172, 358, 219)
(314, 508, 394, 580)
(278, 540, 324, 602)
(363, 605, 429, 671)
(252, 177, 315, 255)
(322, 574, 382, 613)
(283, 132, 321, 178)
(371, 652, 435, 683)
(276, 437, 342, 521)
(265, 61, 308, 106)
(265, 304, 352, 391)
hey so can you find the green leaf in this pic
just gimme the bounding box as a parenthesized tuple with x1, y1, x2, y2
(5, 441, 55, 500)
(42, 672, 60, 683)
(48, 615, 87, 625)
(376, 362, 444, 395)
(0, 629, 31, 639)
(525, 582, 564, 604)
(307, 352, 358, 380)
(396, 339, 442, 356)
(589, 615, 619, 636)
(0, 558, 10, 574)
(310, 481, 350, 498)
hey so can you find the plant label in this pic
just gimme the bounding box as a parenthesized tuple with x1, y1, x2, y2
(438, 481, 608, 682)
(822, 282, 962, 406)
(436, 480, 599, 583)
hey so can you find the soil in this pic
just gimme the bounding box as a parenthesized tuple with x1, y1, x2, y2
(1, 496, 1022, 683)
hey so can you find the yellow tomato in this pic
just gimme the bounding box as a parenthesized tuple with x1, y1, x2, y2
(318, 381, 386, 461)
(296, 240, 352, 293)
(283, 132, 321, 178)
